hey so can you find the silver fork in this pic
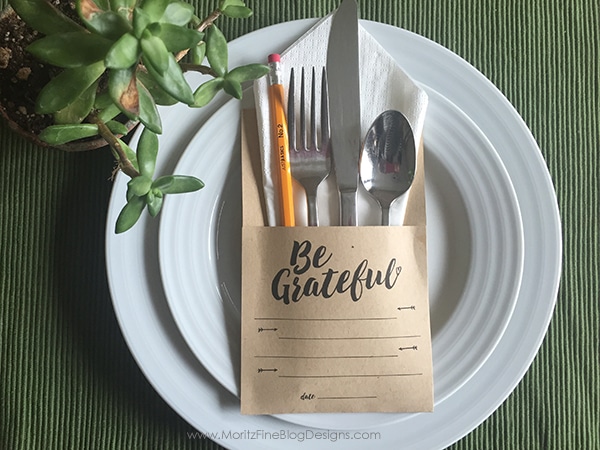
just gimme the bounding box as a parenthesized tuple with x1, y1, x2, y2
(288, 67, 331, 226)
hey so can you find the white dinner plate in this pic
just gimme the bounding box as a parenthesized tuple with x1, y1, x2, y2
(157, 85, 524, 430)
(106, 19, 561, 450)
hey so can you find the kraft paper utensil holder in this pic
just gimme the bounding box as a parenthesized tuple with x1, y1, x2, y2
(240, 109, 433, 415)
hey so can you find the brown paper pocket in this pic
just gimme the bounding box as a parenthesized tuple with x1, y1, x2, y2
(240, 110, 433, 415)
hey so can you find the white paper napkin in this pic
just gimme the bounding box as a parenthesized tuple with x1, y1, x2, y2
(253, 13, 428, 226)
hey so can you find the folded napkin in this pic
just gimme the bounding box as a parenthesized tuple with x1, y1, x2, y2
(253, 13, 428, 226)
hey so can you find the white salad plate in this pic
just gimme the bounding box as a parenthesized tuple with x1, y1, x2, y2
(106, 19, 561, 450)
(157, 86, 524, 431)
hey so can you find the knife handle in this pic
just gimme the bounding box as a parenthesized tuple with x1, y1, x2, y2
(340, 191, 357, 226)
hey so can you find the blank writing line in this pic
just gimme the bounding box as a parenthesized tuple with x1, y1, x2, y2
(254, 354, 398, 359)
(255, 317, 397, 321)
(318, 396, 378, 400)
(279, 335, 420, 340)
(280, 373, 423, 379)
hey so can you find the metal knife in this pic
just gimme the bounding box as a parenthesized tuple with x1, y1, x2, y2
(326, 0, 361, 226)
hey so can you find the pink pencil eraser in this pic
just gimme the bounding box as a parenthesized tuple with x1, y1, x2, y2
(268, 53, 281, 63)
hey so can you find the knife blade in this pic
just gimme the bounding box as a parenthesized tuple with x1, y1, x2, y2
(326, 0, 361, 226)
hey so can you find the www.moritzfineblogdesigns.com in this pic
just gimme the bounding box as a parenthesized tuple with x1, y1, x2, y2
(186, 429, 382, 442)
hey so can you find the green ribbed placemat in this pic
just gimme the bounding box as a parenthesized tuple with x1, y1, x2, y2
(1, 1, 598, 449)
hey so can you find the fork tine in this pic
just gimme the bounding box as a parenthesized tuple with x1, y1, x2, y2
(287, 68, 296, 152)
(300, 67, 306, 151)
(310, 67, 318, 150)
(321, 67, 330, 149)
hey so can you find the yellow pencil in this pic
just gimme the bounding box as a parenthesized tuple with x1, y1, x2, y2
(267, 53, 295, 226)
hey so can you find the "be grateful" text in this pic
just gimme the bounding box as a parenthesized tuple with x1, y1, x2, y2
(270, 240, 402, 304)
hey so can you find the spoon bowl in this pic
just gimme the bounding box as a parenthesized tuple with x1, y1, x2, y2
(360, 110, 416, 225)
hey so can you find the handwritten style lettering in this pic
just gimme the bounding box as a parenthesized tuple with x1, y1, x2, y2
(289, 240, 332, 274)
(271, 240, 402, 304)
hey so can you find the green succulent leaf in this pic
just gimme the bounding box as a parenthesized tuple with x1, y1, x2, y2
(226, 63, 269, 84)
(191, 42, 206, 65)
(137, 81, 162, 133)
(205, 25, 228, 77)
(26, 32, 113, 68)
(105, 32, 141, 69)
(136, 71, 177, 105)
(146, 23, 203, 53)
(222, 77, 242, 99)
(39, 123, 99, 146)
(192, 77, 223, 107)
(152, 175, 204, 194)
(9, 0, 83, 35)
(146, 189, 163, 216)
(127, 175, 153, 196)
(141, 31, 170, 75)
(108, 67, 139, 119)
(137, 127, 159, 177)
(36, 61, 105, 114)
(140, 0, 169, 22)
(142, 54, 194, 104)
(145, 188, 155, 203)
(125, 186, 134, 202)
(160, 1, 194, 26)
(132, 7, 152, 38)
(115, 194, 146, 233)
(54, 81, 98, 124)
(221, 5, 252, 18)
(219, 0, 245, 9)
(78, 0, 132, 40)
(118, 138, 139, 172)
(94, 92, 113, 109)
(110, 0, 136, 9)
(110, 0, 137, 17)
(219, 0, 253, 18)
(106, 120, 130, 135)
(88, 11, 132, 41)
(96, 102, 122, 122)
(94, 0, 110, 9)
(189, 14, 203, 29)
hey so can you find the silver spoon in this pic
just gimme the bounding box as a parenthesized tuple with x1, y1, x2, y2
(360, 110, 416, 226)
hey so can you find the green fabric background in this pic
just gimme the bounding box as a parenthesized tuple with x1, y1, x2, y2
(1, 0, 598, 449)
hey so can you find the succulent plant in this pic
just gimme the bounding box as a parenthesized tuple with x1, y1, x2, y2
(8, 0, 269, 232)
